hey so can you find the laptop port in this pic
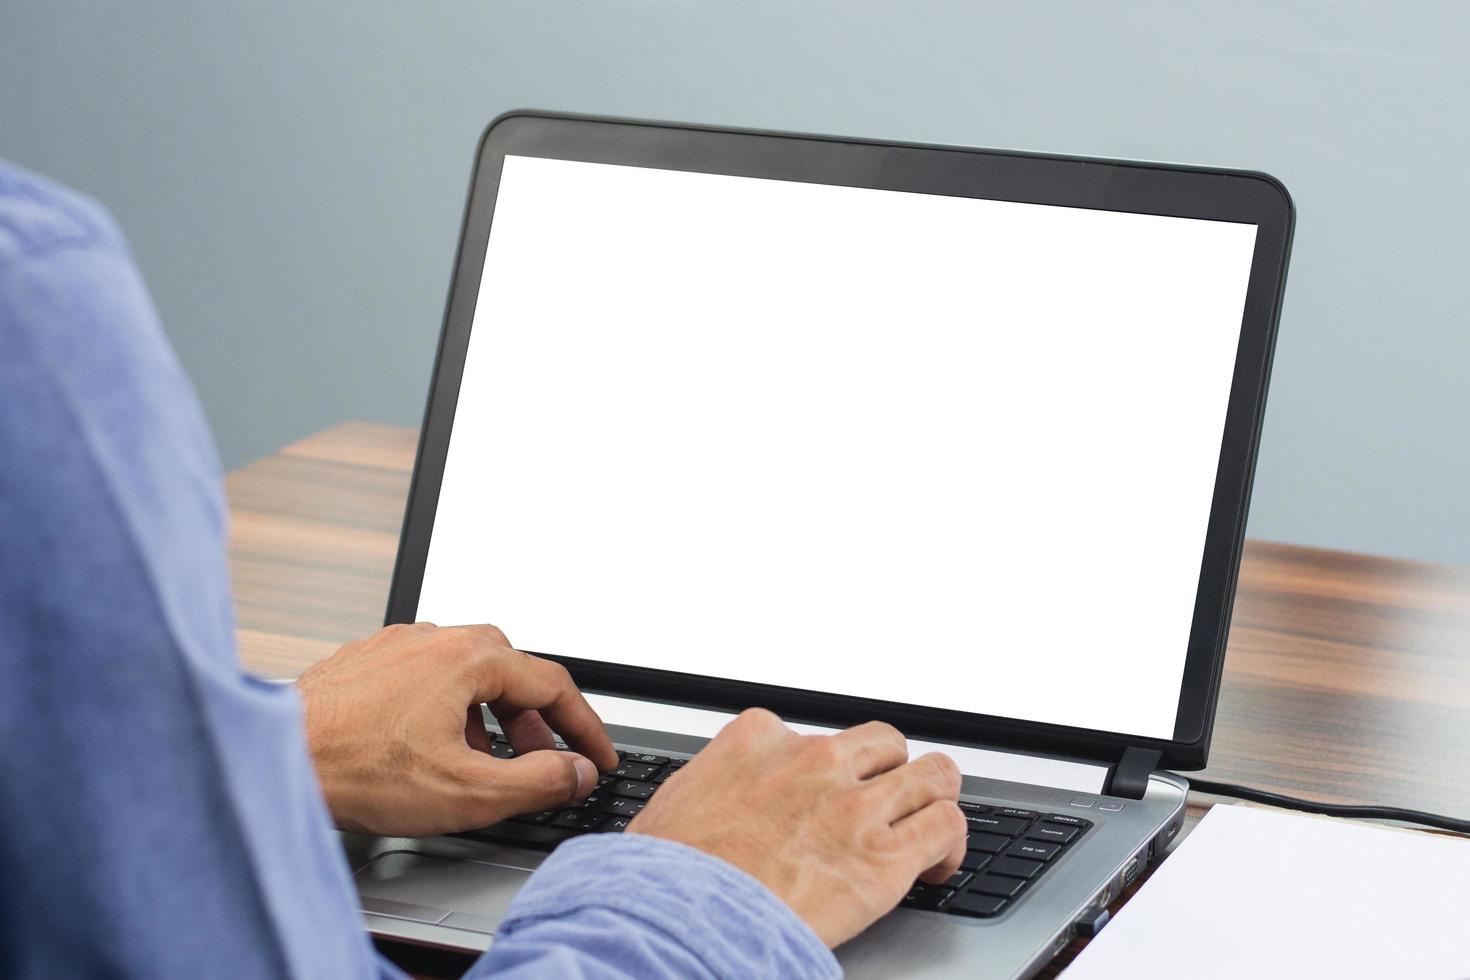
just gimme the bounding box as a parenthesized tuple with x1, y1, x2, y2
(1121, 856, 1141, 886)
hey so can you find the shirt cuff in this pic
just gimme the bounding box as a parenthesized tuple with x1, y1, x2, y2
(499, 831, 841, 979)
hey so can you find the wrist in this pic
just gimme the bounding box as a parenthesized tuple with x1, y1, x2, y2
(295, 680, 359, 828)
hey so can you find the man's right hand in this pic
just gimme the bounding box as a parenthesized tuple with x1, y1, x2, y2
(629, 708, 967, 948)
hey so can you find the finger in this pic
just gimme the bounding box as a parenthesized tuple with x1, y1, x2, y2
(457, 626, 553, 754)
(691, 708, 791, 771)
(499, 708, 557, 754)
(465, 706, 493, 753)
(727, 706, 792, 741)
(859, 752, 962, 823)
(486, 665, 616, 771)
(388, 621, 436, 635)
(709, 707, 795, 758)
(892, 799, 969, 885)
(456, 635, 618, 771)
(461, 622, 511, 647)
(830, 720, 909, 779)
(458, 748, 599, 822)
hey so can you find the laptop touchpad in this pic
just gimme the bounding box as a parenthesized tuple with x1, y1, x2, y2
(355, 850, 536, 935)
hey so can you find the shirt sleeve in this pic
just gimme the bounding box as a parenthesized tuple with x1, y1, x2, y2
(0, 161, 402, 979)
(473, 833, 841, 980)
(0, 161, 840, 980)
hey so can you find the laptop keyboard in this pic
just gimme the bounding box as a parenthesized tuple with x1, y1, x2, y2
(468, 733, 1091, 920)
(902, 801, 1092, 918)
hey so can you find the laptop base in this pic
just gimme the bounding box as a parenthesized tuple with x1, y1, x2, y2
(349, 728, 1186, 980)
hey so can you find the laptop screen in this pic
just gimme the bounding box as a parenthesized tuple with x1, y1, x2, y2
(415, 153, 1258, 741)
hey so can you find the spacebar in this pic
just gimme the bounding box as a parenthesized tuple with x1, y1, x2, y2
(456, 821, 577, 849)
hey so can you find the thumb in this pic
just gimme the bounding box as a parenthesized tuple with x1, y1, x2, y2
(460, 748, 600, 821)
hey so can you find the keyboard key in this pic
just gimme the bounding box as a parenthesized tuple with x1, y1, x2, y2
(1043, 814, 1090, 828)
(652, 766, 678, 784)
(968, 874, 1027, 899)
(1007, 840, 1060, 862)
(988, 856, 1044, 880)
(994, 807, 1038, 820)
(599, 797, 647, 817)
(942, 870, 974, 890)
(611, 761, 661, 781)
(966, 814, 1029, 836)
(489, 742, 516, 759)
(948, 891, 1008, 918)
(958, 801, 992, 816)
(901, 883, 953, 911)
(612, 780, 655, 800)
(508, 809, 557, 825)
(625, 753, 670, 766)
(966, 832, 1011, 854)
(960, 851, 992, 872)
(574, 788, 609, 810)
(595, 816, 633, 833)
(1027, 824, 1079, 845)
(550, 809, 604, 832)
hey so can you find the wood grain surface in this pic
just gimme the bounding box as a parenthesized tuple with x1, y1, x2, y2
(227, 421, 1470, 976)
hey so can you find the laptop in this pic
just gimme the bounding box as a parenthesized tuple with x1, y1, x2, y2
(348, 111, 1294, 978)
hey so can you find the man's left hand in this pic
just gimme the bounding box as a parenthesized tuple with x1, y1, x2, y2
(296, 622, 618, 837)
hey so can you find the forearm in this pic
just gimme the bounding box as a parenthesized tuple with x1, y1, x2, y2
(470, 834, 841, 979)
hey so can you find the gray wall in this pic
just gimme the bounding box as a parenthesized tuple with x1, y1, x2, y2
(3, 1, 1468, 564)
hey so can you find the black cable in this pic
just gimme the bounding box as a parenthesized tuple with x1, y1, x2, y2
(1168, 774, 1470, 836)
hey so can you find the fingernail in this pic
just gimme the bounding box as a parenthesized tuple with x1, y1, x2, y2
(571, 754, 598, 799)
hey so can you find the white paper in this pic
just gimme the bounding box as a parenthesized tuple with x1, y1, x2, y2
(1062, 803, 1470, 979)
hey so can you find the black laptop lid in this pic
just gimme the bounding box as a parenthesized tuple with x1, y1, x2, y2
(387, 112, 1293, 770)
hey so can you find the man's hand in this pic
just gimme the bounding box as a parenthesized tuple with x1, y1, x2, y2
(629, 708, 967, 948)
(297, 622, 618, 837)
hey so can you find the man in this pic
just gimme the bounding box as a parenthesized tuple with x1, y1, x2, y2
(0, 160, 968, 978)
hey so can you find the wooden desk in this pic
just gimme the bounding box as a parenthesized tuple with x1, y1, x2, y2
(229, 421, 1470, 975)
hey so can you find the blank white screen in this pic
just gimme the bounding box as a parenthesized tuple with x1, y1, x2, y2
(416, 154, 1257, 740)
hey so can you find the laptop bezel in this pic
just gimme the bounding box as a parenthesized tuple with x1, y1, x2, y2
(386, 110, 1294, 770)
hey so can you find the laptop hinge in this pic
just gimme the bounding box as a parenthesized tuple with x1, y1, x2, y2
(1103, 746, 1162, 800)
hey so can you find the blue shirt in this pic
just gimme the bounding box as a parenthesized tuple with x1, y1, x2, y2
(0, 160, 840, 980)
